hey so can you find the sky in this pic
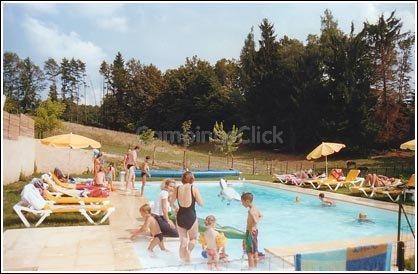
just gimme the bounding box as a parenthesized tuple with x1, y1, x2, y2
(2, 1, 416, 105)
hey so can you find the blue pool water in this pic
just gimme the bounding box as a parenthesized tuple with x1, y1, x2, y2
(134, 181, 414, 270)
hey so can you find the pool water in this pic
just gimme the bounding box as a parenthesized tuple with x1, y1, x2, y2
(134, 182, 414, 270)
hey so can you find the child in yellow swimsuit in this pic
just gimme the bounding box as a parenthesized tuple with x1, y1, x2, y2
(199, 215, 227, 270)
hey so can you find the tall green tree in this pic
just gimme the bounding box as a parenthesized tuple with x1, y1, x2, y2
(18, 57, 45, 113)
(363, 11, 412, 144)
(3, 52, 21, 113)
(101, 52, 130, 130)
(239, 27, 257, 96)
(44, 58, 60, 101)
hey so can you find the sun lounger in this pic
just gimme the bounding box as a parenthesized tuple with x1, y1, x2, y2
(43, 189, 108, 205)
(373, 176, 414, 202)
(317, 170, 363, 191)
(13, 201, 115, 228)
(273, 174, 304, 186)
(43, 173, 87, 197)
(42, 174, 108, 204)
(301, 174, 332, 189)
(349, 185, 374, 197)
(51, 172, 79, 189)
(373, 188, 403, 202)
(14, 182, 115, 227)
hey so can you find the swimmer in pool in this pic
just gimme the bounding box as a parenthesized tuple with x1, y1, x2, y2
(357, 212, 374, 223)
(318, 193, 335, 206)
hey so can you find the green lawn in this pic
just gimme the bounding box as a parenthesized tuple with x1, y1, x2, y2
(3, 174, 109, 231)
(56, 121, 415, 178)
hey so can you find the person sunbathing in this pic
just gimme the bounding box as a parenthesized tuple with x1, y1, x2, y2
(365, 174, 397, 188)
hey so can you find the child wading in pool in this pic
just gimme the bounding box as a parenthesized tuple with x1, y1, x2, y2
(198, 215, 227, 270)
(130, 204, 167, 253)
(140, 156, 151, 197)
(241, 192, 263, 269)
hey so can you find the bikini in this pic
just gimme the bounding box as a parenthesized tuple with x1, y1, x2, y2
(176, 185, 196, 230)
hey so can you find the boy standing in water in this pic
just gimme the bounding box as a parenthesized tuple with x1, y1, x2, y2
(241, 192, 263, 269)
(140, 156, 151, 197)
(130, 204, 167, 253)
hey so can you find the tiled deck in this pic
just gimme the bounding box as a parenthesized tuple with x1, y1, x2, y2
(3, 182, 148, 271)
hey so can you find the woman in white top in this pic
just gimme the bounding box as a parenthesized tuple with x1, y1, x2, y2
(151, 179, 179, 237)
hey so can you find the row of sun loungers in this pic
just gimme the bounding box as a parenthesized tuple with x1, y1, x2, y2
(13, 173, 115, 228)
(273, 170, 415, 203)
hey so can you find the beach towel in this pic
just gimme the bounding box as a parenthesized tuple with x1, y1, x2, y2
(21, 184, 47, 210)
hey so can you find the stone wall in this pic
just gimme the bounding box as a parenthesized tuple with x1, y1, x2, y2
(3, 112, 36, 184)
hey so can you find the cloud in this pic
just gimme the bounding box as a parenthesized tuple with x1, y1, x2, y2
(22, 17, 107, 105)
(360, 3, 381, 23)
(17, 3, 59, 15)
(71, 3, 125, 17)
(96, 17, 128, 32)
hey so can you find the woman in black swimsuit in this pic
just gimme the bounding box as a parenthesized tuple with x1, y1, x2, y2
(173, 171, 204, 263)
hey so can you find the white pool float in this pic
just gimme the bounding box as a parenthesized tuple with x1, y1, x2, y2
(218, 179, 241, 204)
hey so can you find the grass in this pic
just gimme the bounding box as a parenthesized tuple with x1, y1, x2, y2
(3, 173, 109, 231)
(54, 121, 414, 178)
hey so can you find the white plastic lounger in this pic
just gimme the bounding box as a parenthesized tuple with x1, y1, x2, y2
(44, 173, 87, 197)
(13, 201, 115, 228)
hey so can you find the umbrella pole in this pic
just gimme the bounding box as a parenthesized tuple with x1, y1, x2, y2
(325, 155, 328, 176)
(68, 148, 71, 179)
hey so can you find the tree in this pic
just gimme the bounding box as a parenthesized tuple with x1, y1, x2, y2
(44, 58, 60, 101)
(244, 18, 280, 143)
(363, 11, 412, 144)
(18, 57, 45, 113)
(3, 52, 21, 113)
(181, 120, 193, 148)
(209, 121, 243, 161)
(396, 32, 415, 104)
(100, 52, 131, 130)
(60, 58, 71, 102)
(239, 27, 257, 95)
(34, 99, 66, 138)
(138, 128, 155, 145)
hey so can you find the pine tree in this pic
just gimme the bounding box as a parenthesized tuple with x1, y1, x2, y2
(18, 57, 45, 113)
(44, 58, 60, 101)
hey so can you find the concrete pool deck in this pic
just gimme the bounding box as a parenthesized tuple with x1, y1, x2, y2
(3, 180, 416, 271)
(4, 183, 148, 271)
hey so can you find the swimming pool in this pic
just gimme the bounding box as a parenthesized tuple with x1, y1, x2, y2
(133, 181, 415, 270)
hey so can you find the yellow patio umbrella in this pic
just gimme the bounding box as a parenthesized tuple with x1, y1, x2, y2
(41, 133, 101, 175)
(400, 139, 415, 151)
(306, 142, 346, 175)
(41, 132, 101, 149)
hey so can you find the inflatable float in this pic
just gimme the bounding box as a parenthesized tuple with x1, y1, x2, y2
(135, 169, 241, 178)
(218, 179, 241, 203)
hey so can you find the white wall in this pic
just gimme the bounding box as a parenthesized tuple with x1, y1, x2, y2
(35, 140, 94, 175)
(3, 137, 36, 184)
